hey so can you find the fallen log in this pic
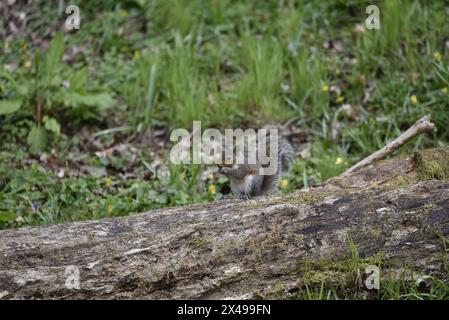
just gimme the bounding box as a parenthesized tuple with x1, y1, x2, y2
(0, 148, 448, 299)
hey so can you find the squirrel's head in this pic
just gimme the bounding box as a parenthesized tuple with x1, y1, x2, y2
(217, 163, 258, 180)
(217, 163, 233, 176)
(217, 152, 237, 176)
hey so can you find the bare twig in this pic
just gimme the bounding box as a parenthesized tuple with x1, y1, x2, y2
(342, 114, 437, 175)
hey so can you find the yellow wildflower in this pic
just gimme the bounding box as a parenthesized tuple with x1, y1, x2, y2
(335, 68, 341, 75)
(357, 74, 366, 85)
(24, 59, 32, 68)
(335, 157, 343, 165)
(280, 178, 289, 189)
(434, 51, 442, 62)
(134, 50, 140, 59)
(208, 184, 216, 195)
(410, 95, 418, 105)
(321, 84, 330, 93)
(105, 177, 112, 187)
(119, 10, 128, 18)
(441, 87, 448, 94)
(107, 204, 113, 213)
(336, 95, 345, 103)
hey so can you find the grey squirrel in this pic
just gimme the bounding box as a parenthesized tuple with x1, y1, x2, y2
(218, 135, 295, 199)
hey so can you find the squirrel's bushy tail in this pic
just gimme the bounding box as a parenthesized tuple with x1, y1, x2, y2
(278, 138, 295, 172)
(259, 136, 295, 195)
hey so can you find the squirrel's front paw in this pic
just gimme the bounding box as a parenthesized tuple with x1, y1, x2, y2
(239, 194, 252, 200)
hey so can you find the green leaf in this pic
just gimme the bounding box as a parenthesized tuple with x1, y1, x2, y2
(34, 48, 43, 76)
(45, 32, 65, 69)
(43, 116, 61, 136)
(0, 212, 16, 222)
(42, 32, 65, 85)
(144, 64, 157, 125)
(59, 92, 116, 109)
(0, 99, 22, 115)
(83, 92, 116, 109)
(158, 193, 168, 204)
(70, 67, 88, 91)
(27, 126, 47, 153)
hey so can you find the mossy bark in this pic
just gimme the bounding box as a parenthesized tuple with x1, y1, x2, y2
(413, 148, 449, 181)
(0, 147, 448, 299)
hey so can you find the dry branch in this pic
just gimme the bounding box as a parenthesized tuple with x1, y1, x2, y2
(343, 114, 437, 175)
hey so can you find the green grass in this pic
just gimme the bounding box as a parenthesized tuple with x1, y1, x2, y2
(1, 0, 447, 223)
(290, 237, 449, 300)
(295, 260, 449, 300)
(1, 0, 447, 224)
(0, 149, 223, 229)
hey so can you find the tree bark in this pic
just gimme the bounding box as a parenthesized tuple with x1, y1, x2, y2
(0, 148, 448, 299)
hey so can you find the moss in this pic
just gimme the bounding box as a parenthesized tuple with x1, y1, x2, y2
(259, 232, 286, 250)
(288, 192, 323, 205)
(421, 202, 438, 215)
(385, 174, 412, 189)
(192, 236, 214, 248)
(275, 190, 340, 206)
(296, 253, 383, 288)
(270, 282, 288, 298)
(266, 256, 371, 299)
(413, 148, 449, 181)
